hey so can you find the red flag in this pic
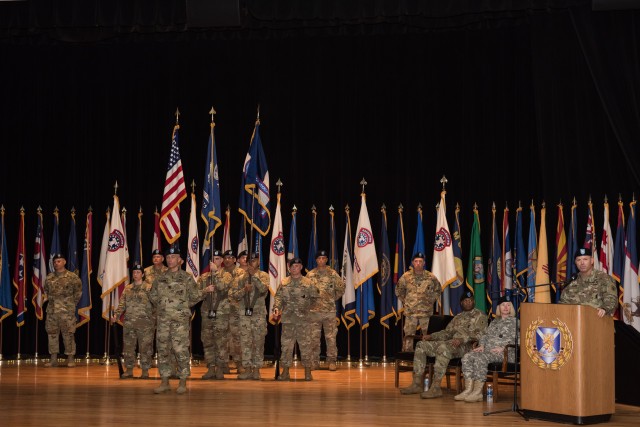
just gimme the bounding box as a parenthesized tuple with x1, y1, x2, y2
(32, 208, 47, 320)
(13, 209, 27, 327)
(160, 123, 187, 244)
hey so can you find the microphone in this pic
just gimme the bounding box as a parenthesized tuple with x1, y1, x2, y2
(561, 273, 578, 289)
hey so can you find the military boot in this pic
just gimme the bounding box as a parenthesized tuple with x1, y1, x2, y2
(400, 374, 423, 395)
(328, 360, 337, 371)
(140, 369, 149, 379)
(454, 379, 474, 401)
(176, 378, 187, 395)
(153, 377, 171, 394)
(238, 366, 253, 380)
(304, 366, 313, 381)
(201, 366, 216, 380)
(251, 367, 261, 380)
(66, 355, 76, 368)
(120, 368, 134, 379)
(212, 365, 225, 380)
(464, 381, 485, 403)
(277, 366, 290, 381)
(45, 354, 58, 368)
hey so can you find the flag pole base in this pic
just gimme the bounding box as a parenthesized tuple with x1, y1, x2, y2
(16, 353, 21, 360)
(346, 355, 351, 362)
(85, 352, 91, 360)
(381, 355, 389, 365)
(357, 359, 371, 368)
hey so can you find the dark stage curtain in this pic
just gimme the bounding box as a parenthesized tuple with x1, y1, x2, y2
(0, 1, 638, 360)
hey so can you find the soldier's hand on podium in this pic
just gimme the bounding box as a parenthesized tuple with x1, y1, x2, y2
(597, 308, 606, 318)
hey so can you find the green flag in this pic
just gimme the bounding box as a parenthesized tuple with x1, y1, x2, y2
(466, 207, 486, 313)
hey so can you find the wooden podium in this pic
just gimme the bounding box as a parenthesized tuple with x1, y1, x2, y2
(520, 303, 614, 425)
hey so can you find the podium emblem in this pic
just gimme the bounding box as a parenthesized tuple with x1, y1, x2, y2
(525, 318, 574, 370)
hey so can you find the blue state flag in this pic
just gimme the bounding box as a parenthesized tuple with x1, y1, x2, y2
(201, 117, 223, 251)
(287, 207, 299, 261)
(394, 205, 407, 319)
(612, 200, 626, 317)
(0, 209, 12, 323)
(378, 206, 395, 328)
(67, 210, 79, 274)
(527, 203, 538, 302)
(306, 207, 318, 272)
(514, 205, 527, 293)
(412, 206, 425, 258)
(133, 209, 143, 266)
(238, 119, 271, 237)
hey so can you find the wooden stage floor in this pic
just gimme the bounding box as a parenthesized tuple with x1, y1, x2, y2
(0, 359, 638, 426)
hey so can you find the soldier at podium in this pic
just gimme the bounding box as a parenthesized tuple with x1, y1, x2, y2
(560, 248, 618, 318)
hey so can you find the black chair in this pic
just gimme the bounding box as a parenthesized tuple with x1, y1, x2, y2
(485, 343, 519, 402)
(394, 315, 454, 388)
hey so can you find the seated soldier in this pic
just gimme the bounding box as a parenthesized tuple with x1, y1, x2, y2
(400, 290, 487, 398)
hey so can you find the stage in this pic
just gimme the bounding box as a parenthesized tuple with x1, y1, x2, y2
(0, 360, 637, 426)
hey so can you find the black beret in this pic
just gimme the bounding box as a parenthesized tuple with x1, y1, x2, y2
(249, 252, 260, 261)
(131, 264, 143, 272)
(212, 249, 223, 257)
(165, 244, 181, 256)
(288, 257, 303, 266)
(460, 290, 474, 302)
(412, 252, 426, 261)
(223, 250, 235, 258)
(151, 249, 162, 256)
(315, 250, 329, 259)
(237, 250, 248, 258)
(497, 294, 512, 306)
(52, 253, 66, 261)
(574, 248, 592, 259)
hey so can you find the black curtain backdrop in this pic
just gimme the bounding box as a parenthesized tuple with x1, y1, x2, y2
(0, 0, 638, 360)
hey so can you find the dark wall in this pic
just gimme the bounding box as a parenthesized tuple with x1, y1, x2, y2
(0, 1, 638, 359)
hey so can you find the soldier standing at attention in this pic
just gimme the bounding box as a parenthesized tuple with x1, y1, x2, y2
(230, 253, 269, 380)
(149, 245, 214, 394)
(400, 290, 487, 398)
(112, 264, 154, 379)
(198, 250, 233, 380)
(273, 257, 319, 381)
(396, 252, 442, 351)
(307, 249, 345, 371)
(144, 249, 167, 290)
(560, 248, 618, 318)
(44, 253, 82, 368)
(229, 250, 248, 371)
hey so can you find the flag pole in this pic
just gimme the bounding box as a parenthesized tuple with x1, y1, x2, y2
(345, 203, 352, 363)
(358, 178, 370, 368)
(380, 204, 388, 364)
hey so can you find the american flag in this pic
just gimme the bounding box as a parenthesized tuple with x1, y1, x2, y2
(32, 209, 47, 320)
(160, 124, 187, 244)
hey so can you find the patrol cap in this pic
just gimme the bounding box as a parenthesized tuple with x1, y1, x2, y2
(460, 290, 474, 303)
(131, 264, 144, 272)
(165, 244, 181, 257)
(315, 249, 329, 259)
(223, 250, 235, 258)
(238, 250, 248, 258)
(496, 294, 512, 306)
(412, 252, 426, 261)
(212, 249, 223, 257)
(151, 249, 162, 256)
(52, 253, 66, 261)
(288, 257, 303, 267)
(574, 247, 592, 260)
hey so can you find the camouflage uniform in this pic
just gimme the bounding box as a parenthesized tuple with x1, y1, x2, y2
(461, 316, 517, 381)
(198, 268, 234, 371)
(560, 269, 618, 315)
(413, 308, 487, 380)
(273, 275, 319, 368)
(307, 266, 345, 366)
(113, 281, 155, 371)
(226, 265, 244, 367)
(44, 269, 82, 356)
(229, 269, 269, 370)
(149, 269, 206, 379)
(144, 265, 168, 290)
(396, 270, 442, 350)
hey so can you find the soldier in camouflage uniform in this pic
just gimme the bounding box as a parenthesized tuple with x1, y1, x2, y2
(456, 295, 517, 402)
(230, 253, 269, 380)
(396, 252, 442, 351)
(149, 245, 215, 394)
(401, 290, 487, 398)
(560, 248, 618, 318)
(228, 250, 248, 371)
(307, 250, 345, 371)
(112, 264, 154, 379)
(44, 253, 82, 368)
(198, 250, 229, 380)
(273, 257, 319, 381)
(144, 249, 168, 290)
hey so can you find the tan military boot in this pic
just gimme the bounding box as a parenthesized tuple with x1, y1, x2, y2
(277, 366, 290, 381)
(140, 369, 149, 379)
(454, 379, 474, 401)
(238, 366, 253, 380)
(465, 381, 485, 403)
(66, 355, 76, 368)
(176, 378, 187, 395)
(153, 377, 171, 394)
(201, 366, 216, 380)
(304, 366, 313, 381)
(251, 367, 261, 380)
(45, 354, 58, 368)
(400, 374, 423, 395)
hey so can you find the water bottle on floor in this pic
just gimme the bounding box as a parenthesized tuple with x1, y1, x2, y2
(423, 376, 430, 392)
(486, 384, 493, 403)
